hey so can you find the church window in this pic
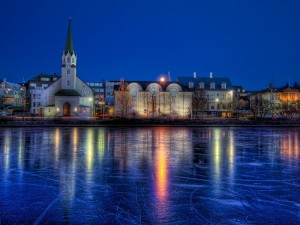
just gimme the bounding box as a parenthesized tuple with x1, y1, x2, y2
(72, 58, 75, 63)
(67, 80, 70, 86)
(67, 69, 70, 74)
(67, 57, 71, 63)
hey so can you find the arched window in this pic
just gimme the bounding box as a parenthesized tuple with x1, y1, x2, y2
(130, 89, 138, 97)
(171, 89, 177, 97)
(67, 69, 70, 74)
(67, 57, 71, 63)
(67, 80, 70, 86)
(72, 58, 75, 63)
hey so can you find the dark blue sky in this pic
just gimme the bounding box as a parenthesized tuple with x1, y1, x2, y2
(1, 0, 300, 90)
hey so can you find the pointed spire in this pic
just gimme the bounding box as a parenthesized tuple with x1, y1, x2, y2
(65, 17, 74, 55)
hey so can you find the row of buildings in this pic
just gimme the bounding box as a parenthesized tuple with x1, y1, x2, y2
(1, 19, 299, 119)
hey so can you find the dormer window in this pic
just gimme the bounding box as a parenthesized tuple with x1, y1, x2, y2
(221, 82, 227, 90)
(188, 82, 194, 89)
(210, 82, 215, 89)
(199, 82, 204, 89)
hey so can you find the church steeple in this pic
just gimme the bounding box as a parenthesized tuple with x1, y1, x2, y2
(65, 18, 74, 55)
(61, 18, 77, 90)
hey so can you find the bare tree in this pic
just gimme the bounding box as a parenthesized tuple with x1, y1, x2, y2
(192, 89, 207, 117)
(115, 80, 134, 118)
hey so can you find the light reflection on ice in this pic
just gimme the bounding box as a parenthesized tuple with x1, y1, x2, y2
(0, 127, 300, 224)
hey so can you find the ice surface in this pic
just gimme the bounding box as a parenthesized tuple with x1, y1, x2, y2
(0, 127, 300, 224)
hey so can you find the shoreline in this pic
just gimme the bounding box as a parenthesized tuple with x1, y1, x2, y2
(1, 117, 300, 128)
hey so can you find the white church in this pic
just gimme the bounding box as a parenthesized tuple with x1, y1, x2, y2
(43, 19, 94, 117)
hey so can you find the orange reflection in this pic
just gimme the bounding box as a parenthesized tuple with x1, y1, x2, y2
(55, 128, 60, 161)
(280, 132, 299, 161)
(155, 128, 169, 201)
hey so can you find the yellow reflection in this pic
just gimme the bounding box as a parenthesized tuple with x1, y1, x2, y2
(86, 128, 94, 180)
(98, 129, 105, 162)
(55, 128, 60, 161)
(212, 128, 221, 191)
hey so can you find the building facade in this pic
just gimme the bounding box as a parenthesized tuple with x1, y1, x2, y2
(114, 81, 192, 118)
(27, 74, 60, 115)
(177, 72, 234, 117)
(0, 79, 25, 114)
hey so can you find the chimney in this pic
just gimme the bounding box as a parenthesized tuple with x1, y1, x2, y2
(193, 72, 197, 78)
(209, 72, 213, 79)
(168, 71, 171, 81)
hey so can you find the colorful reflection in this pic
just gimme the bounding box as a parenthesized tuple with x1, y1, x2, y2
(86, 128, 94, 181)
(55, 128, 60, 162)
(212, 128, 221, 190)
(154, 128, 169, 222)
(280, 131, 300, 162)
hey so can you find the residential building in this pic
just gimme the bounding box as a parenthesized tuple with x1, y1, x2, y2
(0, 79, 25, 113)
(27, 73, 60, 115)
(177, 72, 234, 117)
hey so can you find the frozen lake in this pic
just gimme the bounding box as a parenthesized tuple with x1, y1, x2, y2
(0, 127, 300, 224)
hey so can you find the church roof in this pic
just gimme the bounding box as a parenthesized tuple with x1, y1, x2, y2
(64, 18, 74, 55)
(55, 89, 81, 96)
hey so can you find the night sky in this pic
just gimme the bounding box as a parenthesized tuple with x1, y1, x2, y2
(1, 0, 300, 90)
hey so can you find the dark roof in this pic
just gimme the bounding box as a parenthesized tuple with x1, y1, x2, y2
(64, 18, 74, 55)
(177, 76, 233, 90)
(113, 81, 190, 92)
(30, 73, 61, 81)
(55, 89, 81, 96)
(255, 83, 300, 94)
